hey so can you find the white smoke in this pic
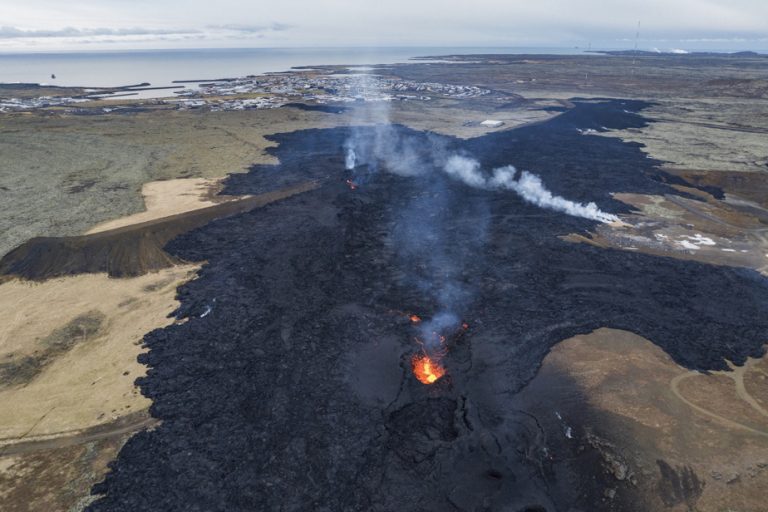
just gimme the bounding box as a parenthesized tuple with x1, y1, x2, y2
(420, 311, 459, 351)
(443, 156, 619, 224)
(343, 72, 393, 174)
(491, 166, 619, 224)
(345, 147, 356, 170)
(341, 72, 618, 224)
(443, 155, 486, 187)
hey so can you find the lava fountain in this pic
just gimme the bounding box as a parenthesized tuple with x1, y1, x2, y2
(408, 315, 469, 385)
(407, 314, 464, 385)
(411, 352, 447, 384)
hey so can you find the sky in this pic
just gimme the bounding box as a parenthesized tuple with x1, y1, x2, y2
(2, 0, 768, 52)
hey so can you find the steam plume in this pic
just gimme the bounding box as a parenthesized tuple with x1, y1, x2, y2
(490, 167, 619, 223)
(342, 73, 475, 349)
(419, 312, 460, 351)
(443, 155, 485, 187)
(341, 79, 619, 359)
(444, 156, 619, 224)
(344, 147, 356, 170)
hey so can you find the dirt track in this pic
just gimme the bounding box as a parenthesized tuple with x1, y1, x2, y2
(0, 414, 158, 457)
(670, 372, 768, 438)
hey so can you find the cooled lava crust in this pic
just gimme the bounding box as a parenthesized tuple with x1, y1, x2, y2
(87, 100, 768, 511)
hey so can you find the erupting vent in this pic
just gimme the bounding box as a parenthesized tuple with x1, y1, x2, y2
(407, 313, 468, 385)
(411, 353, 446, 384)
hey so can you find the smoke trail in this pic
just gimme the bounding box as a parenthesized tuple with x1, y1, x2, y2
(343, 72, 399, 177)
(342, 82, 618, 360)
(443, 155, 486, 187)
(490, 166, 619, 224)
(344, 146, 356, 170)
(419, 312, 460, 351)
(343, 72, 452, 179)
(344, 82, 619, 225)
(392, 167, 488, 345)
(443, 155, 619, 224)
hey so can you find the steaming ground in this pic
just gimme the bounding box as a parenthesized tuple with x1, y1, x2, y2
(341, 75, 619, 225)
(443, 156, 620, 223)
(338, 89, 623, 347)
(83, 100, 768, 512)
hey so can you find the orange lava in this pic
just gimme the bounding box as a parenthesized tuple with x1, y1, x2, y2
(409, 314, 421, 323)
(345, 179, 357, 190)
(411, 353, 446, 385)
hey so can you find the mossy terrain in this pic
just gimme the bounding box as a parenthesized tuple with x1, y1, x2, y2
(0, 310, 105, 388)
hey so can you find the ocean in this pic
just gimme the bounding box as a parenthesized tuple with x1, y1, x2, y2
(0, 47, 588, 98)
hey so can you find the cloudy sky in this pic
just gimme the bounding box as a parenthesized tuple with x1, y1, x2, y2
(2, 0, 768, 51)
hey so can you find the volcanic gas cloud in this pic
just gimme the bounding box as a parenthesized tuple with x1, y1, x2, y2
(341, 74, 621, 384)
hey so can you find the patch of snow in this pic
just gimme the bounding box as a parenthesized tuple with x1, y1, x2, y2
(676, 234, 716, 250)
(686, 234, 715, 246)
(677, 240, 700, 250)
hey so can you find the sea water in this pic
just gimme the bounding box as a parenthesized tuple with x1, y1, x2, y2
(0, 46, 588, 98)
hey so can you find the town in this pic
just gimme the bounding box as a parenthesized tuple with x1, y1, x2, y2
(0, 72, 492, 113)
(170, 72, 491, 110)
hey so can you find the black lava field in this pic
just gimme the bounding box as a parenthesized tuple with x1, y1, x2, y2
(87, 100, 768, 511)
